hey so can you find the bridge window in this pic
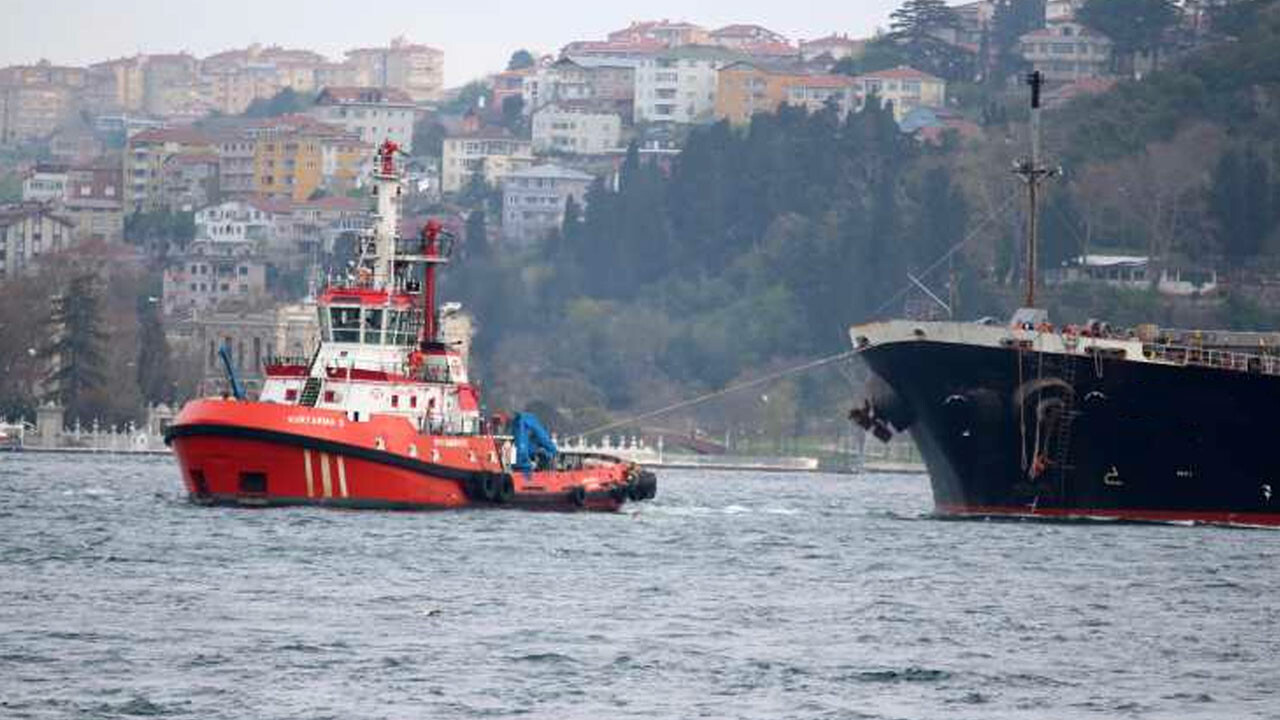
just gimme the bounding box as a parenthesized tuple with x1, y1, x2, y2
(331, 307, 360, 343)
(362, 308, 384, 344)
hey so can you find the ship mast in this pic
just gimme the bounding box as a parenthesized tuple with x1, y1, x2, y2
(1014, 71, 1058, 308)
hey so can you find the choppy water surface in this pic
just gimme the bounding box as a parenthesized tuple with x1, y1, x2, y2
(1, 454, 1277, 719)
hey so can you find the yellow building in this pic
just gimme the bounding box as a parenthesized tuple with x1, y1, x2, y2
(125, 126, 220, 214)
(852, 66, 946, 121)
(247, 117, 325, 202)
(715, 62, 794, 125)
(715, 62, 859, 125)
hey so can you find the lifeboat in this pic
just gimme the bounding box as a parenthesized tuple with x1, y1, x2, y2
(165, 140, 655, 512)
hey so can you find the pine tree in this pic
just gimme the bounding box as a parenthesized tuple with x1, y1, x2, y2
(890, 0, 962, 41)
(1077, 0, 1180, 76)
(135, 296, 173, 406)
(42, 273, 108, 419)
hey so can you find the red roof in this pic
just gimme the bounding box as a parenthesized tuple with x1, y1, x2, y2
(245, 196, 295, 215)
(129, 126, 218, 146)
(789, 74, 857, 89)
(298, 196, 366, 212)
(316, 86, 415, 106)
(856, 66, 943, 83)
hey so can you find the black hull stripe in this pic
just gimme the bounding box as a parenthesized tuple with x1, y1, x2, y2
(165, 423, 491, 484)
(189, 490, 622, 512)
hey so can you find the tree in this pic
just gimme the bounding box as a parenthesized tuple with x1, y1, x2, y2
(443, 81, 492, 115)
(242, 87, 313, 118)
(135, 296, 174, 406)
(501, 95, 527, 136)
(42, 274, 108, 419)
(891, 0, 962, 41)
(507, 49, 536, 71)
(990, 0, 1046, 85)
(1077, 0, 1181, 76)
(1210, 146, 1276, 267)
(411, 115, 447, 157)
(465, 209, 489, 259)
(886, 0, 977, 81)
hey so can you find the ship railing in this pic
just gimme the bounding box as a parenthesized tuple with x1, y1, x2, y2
(1141, 343, 1280, 376)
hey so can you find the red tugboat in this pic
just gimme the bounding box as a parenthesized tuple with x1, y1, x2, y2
(165, 141, 656, 511)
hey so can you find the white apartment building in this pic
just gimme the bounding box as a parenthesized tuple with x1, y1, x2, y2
(634, 47, 739, 124)
(311, 86, 417, 152)
(21, 164, 68, 203)
(501, 165, 594, 245)
(1019, 21, 1113, 83)
(441, 130, 535, 193)
(163, 202, 272, 316)
(0, 203, 74, 280)
(532, 105, 622, 155)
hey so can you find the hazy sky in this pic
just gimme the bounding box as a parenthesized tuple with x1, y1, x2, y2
(2, 0, 909, 86)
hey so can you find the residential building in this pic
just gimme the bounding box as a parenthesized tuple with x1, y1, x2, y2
(634, 46, 741, 124)
(441, 130, 535, 193)
(784, 75, 860, 116)
(523, 58, 637, 119)
(201, 64, 282, 115)
(161, 154, 221, 212)
(281, 195, 370, 257)
(22, 164, 69, 203)
(561, 39, 669, 63)
(217, 135, 258, 199)
(501, 164, 594, 245)
(0, 203, 75, 280)
(64, 161, 125, 244)
(125, 126, 220, 214)
(86, 56, 146, 114)
(48, 126, 106, 164)
(853, 66, 947, 121)
(1019, 21, 1113, 83)
(532, 104, 622, 154)
(0, 83, 75, 143)
(318, 129, 371, 194)
(709, 24, 790, 49)
(1047, 0, 1086, 22)
(799, 34, 866, 62)
(311, 86, 416, 151)
(345, 37, 444, 103)
(608, 20, 709, 47)
(142, 53, 200, 117)
(932, 1, 995, 50)
(162, 200, 270, 316)
(493, 68, 535, 111)
(245, 116, 327, 202)
(1047, 254, 1219, 296)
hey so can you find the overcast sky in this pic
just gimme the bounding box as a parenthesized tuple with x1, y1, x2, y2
(2, 0, 910, 86)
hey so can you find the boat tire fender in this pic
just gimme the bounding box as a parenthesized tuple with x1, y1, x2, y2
(570, 485, 587, 507)
(495, 475, 515, 503)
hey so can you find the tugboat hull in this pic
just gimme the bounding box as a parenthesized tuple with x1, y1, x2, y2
(166, 399, 648, 512)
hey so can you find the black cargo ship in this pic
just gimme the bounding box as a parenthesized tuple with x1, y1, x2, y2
(850, 73, 1280, 527)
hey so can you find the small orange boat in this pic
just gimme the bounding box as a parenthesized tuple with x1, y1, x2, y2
(165, 141, 656, 511)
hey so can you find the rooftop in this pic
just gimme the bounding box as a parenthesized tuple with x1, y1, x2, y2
(505, 164, 594, 182)
(855, 66, 944, 83)
(316, 86, 416, 106)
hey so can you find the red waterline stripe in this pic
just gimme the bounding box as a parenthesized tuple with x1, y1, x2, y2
(936, 503, 1280, 527)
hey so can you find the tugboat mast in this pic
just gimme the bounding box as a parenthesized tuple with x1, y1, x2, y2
(1014, 71, 1058, 308)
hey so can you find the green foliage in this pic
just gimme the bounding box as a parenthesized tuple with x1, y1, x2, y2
(507, 49, 536, 71)
(990, 0, 1045, 85)
(1077, 0, 1181, 75)
(41, 274, 108, 420)
(0, 171, 21, 202)
(501, 95, 527, 137)
(443, 81, 492, 115)
(242, 87, 314, 118)
(1210, 146, 1277, 265)
(411, 115, 447, 157)
(886, 0, 976, 80)
(125, 209, 196, 255)
(135, 295, 174, 405)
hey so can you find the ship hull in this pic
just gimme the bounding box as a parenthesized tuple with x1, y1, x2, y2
(858, 339, 1280, 527)
(166, 399, 649, 512)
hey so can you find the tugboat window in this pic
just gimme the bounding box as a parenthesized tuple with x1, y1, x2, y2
(331, 307, 360, 342)
(362, 308, 384, 344)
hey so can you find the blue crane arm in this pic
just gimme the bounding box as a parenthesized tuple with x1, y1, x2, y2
(512, 412, 558, 471)
(218, 343, 246, 400)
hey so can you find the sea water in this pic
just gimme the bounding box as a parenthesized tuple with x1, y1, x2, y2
(1, 454, 1275, 719)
